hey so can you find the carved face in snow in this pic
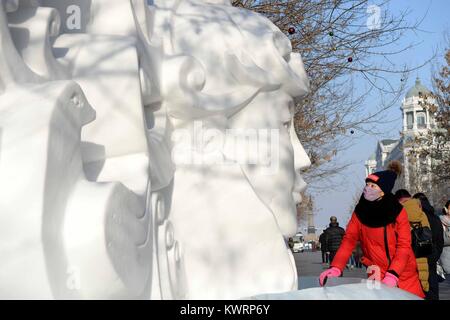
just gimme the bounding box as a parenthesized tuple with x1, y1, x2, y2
(163, 0, 311, 236)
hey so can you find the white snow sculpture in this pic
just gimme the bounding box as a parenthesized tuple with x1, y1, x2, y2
(0, 0, 311, 299)
(152, 0, 311, 299)
(0, 0, 181, 300)
(0, 0, 159, 300)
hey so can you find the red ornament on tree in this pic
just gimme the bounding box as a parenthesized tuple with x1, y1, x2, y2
(347, 57, 353, 63)
(288, 27, 296, 35)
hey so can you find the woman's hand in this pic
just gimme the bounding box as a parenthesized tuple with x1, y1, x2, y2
(319, 267, 341, 286)
(381, 272, 399, 287)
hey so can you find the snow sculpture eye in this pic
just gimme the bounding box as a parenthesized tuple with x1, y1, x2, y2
(70, 93, 82, 109)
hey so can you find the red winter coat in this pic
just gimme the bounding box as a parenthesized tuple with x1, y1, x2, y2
(330, 208, 425, 298)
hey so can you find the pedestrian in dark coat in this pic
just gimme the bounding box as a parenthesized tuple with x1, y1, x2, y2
(319, 161, 424, 298)
(324, 216, 345, 263)
(319, 231, 328, 264)
(413, 193, 444, 300)
(354, 241, 363, 268)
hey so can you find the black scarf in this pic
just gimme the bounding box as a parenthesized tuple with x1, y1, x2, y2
(354, 193, 403, 228)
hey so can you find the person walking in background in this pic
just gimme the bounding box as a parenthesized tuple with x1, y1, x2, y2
(354, 241, 363, 268)
(348, 250, 356, 270)
(319, 161, 425, 298)
(395, 189, 430, 296)
(413, 193, 444, 300)
(324, 216, 345, 264)
(443, 200, 450, 216)
(319, 230, 328, 266)
(439, 200, 450, 275)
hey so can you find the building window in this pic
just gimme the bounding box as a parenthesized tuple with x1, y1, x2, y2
(417, 111, 426, 129)
(406, 112, 414, 129)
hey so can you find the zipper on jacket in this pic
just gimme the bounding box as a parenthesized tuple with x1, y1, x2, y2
(384, 226, 391, 266)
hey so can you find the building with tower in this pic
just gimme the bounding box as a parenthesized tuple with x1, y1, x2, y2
(364, 77, 442, 203)
(304, 209, 317, 242)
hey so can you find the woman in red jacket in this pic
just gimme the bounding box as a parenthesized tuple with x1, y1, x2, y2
(319, 161, 424, 298)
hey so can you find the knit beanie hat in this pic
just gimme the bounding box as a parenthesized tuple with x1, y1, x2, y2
(365, 161, 402, 194)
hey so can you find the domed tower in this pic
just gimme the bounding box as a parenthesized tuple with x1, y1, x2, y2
(401, 77, 435, 136)
(401, 77, 435, 192)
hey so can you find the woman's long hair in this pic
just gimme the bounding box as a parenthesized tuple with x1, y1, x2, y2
(443, 200, 450, 215)
(412, 192, 435, 216)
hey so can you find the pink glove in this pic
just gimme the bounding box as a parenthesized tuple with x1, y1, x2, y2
(319, 267, 341, 286)
(381, 272, 399, 287)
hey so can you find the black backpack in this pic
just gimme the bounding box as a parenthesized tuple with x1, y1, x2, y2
(410, 223, 433, 258)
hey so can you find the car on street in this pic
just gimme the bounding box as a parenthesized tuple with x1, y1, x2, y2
(289, 233, 305, 253)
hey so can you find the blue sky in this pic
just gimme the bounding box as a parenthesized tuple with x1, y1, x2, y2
(307, 0, 450, 232)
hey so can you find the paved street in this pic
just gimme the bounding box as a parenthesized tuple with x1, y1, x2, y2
(294, 251, 366, 278)
(293, 250, 450, 299)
